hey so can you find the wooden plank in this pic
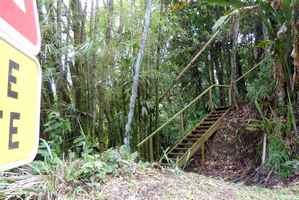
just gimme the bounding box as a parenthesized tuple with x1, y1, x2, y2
(201, 144, 205, 163)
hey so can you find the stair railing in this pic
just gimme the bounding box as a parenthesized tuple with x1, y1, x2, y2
(137, 84, 230, 147)
(137, 56, 269, 148)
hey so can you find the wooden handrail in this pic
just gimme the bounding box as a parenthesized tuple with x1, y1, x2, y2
(137, 46, 269, 148)
(233, 56, 269, 83)
(137, 84, 229, 147)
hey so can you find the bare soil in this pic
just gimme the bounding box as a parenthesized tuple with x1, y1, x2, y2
(188, 104, 299, 187)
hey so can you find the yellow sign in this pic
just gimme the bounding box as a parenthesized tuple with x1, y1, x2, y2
(0, 38, 41, 171)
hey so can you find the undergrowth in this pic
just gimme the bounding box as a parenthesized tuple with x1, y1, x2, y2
(248, 100, 299, 178)
(0, 145, 150, 200)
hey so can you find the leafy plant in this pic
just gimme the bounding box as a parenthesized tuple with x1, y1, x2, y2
(246, 60, 276, 103)
(266, 136, 292, 177)
(248, 100, 297, 177)
(43, 111, 71, 155)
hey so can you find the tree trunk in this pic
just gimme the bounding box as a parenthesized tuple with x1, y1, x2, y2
(208, 51, 215, 85)
(124, 0, 152, 149)
(212, 42, 225, 106)
(56, 0, 70, 109)
(236, 52, 246, 99)
(230, 12, 240, 107)
(292, 1, 299, 90)
(118, 0, 124, 33)
(106, 0, 113, 43)
(153, 0, 164, 159)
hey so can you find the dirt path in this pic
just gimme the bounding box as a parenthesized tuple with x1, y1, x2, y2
(101, 167, 299, 200)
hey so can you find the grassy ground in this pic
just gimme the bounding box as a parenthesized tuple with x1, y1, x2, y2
(1, 164, 298, 200)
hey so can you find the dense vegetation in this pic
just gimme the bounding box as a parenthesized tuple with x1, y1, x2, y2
(35, 0, 299, 180)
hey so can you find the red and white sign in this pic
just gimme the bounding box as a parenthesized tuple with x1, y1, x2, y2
(0, 0, 41, 55)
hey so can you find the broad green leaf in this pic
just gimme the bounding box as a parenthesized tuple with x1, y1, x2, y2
(255, 40, 273, 49)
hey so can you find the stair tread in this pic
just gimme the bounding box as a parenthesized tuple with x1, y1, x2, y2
(201, 122, 214, 125)
(190, 131, 204, 135)
(186, 136, 201, 139)
(188, 133, 203, 136)
(205, 118, 219, 121)
(209, 114, 224, 117)
(160, 106, 230, 167)
(211, 112, 226, 115)
(183, 138, 199, 141)
(174, 147, 189, 150)
(192, 130, 205, 133)
(196, 127, 209, 130)
(210, 111, 225, 114)
(177, 143, 193, 147)
(215, 107, 229, 111)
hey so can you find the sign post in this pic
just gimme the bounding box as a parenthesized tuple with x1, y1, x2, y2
(0, 0, 41, 171)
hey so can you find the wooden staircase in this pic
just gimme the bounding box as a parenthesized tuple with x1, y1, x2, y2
(161, 107, 230, 168)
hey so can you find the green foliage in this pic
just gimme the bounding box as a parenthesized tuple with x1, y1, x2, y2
(33, 145, 141, 184)
(43, 111, 71, 155)
(247, 61, 276, 103)
(248, 101, 298, 177)
(212, 15, 231, 32)
(5, 145, 147, 199)
(266, 136, 292, 177)
(205, 0, 245, 8)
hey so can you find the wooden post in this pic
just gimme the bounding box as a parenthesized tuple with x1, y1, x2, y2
(201, 144, 205, 163)
(149, 138, 154, 162)
(208, 88, 214, 110)
(228, 85, 232, 106)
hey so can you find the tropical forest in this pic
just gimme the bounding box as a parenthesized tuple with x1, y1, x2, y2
(1, 0, 299, 199)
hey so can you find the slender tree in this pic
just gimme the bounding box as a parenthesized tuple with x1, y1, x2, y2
(124, 0, 152, 149)
(230, 11, 240, 106)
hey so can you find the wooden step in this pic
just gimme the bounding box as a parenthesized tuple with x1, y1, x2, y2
(209, 113, 224, 118)
(204, 118, 219, 121)
(215, 107, 229, 111)
(197, 125, 210, 129)
(168, 152, 184, 158)
(186, 135, 201, 139)
(211, 110, 226, 113)
(213, 108, 228, 112)
(177, 143, 193, 148)
(189, 133, 204, 137)
(211, 111, 226, 115)
(192, 130, 205, 134)
(182, 138, 199, 142)
(172, 147, 189, 152)
(190, 130, 204, 134)
(201, 122, 214, 125)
